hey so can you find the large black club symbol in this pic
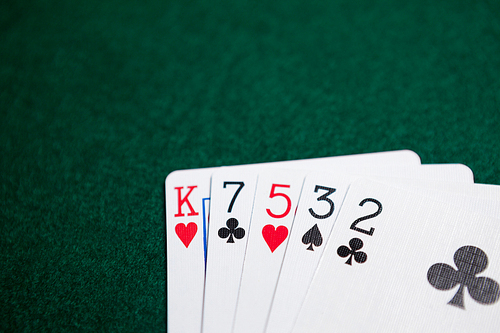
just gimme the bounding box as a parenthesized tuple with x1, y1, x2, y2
(218, 218, 245, 243)
(427, 245, 500, 309)
(337, 238, 367, 265)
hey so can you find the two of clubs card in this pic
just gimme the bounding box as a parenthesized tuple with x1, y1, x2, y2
(165, 150, 500, 333)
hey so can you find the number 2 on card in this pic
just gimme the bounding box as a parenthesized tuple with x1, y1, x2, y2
(350, 198, 382, 236)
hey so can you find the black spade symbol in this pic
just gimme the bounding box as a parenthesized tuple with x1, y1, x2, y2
(302, 224, 323, 251)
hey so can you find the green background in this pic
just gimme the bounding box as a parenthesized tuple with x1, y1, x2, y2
(1, 0, 499, 331)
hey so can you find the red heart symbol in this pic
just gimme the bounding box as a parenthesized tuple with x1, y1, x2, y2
(175, 222, 198, 248)
(262, 224, 289, 253)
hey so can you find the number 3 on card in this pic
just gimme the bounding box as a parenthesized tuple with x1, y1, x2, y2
(266, 184, 292, 218)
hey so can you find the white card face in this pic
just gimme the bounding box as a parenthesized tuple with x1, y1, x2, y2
(203, 164, 473, 333)
(253, 150, 421, 169)
(388, 180, 500, 203)
(385, 178, 500, 201)
(265, 173, 352, 333)
(166, 150, 420, 332)
(349, 163, 474, 183)
(203, 162, 449, 333)
(293, 179, 500, 333)
(232, 169, 308, 333)
(266, 176, 500, 333)
(165, 168, 214, 333)
(203, 168, 259, 333)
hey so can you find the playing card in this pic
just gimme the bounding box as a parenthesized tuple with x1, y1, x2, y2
(292, 179, 500, 333)
(202, 168, 259, 333)
(232, 168, 307, 333)
(265, 173, 351, 333)
(266, 175, 500, 333)
(166, 150, 420, 332)
(202, 162, 470, 333)
(165, 168, 214, 333)
(222, 164, 472, 333)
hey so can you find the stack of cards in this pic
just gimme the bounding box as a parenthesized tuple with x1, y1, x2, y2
(165, 150, 500, 333)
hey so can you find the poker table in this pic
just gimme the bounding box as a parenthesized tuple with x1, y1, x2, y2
(1, 0, 499, 331)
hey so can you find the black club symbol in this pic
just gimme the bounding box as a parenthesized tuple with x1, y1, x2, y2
(218, 218, 245, 243)
(337, 238, 367, 265)
(427, 245, 500, 309)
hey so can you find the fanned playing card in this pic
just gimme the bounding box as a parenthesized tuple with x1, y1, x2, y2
(165, 150, 478, 333)
(267, 174, 500, 333)
(202, 168, 259, 333)
(230, 164, 472, 333)
(292, 179, 500, 333)
(232, 168, 307, 333)
(165, 168, 214, 333)
(166, 150, 421, 332)
(203, 160, 475, 333)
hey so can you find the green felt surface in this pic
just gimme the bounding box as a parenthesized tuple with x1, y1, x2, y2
(1, 0, 499, 331)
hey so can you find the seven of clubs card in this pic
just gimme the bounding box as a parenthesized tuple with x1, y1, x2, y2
(203, 168, 258, 333)
(165, 150, 500, 333)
